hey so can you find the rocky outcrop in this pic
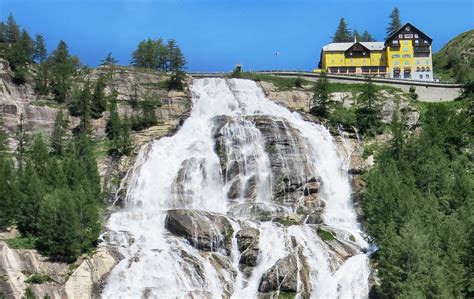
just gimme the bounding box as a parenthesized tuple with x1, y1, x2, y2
(165, 209, 234, 254)
(236, 227, 260, 275)
(62, 247, 121, 299)
(258, 249, 310, 297)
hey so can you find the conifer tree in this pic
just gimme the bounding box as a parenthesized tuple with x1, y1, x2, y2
(5, 14, 20, 43)
(355, 77, 381, 135)
(20, 29, 34, 61)
(106, 92, 121, 141)
(386, 8, 402, 36)
(361, 31, 376, 42)
(48, 40, 79, 103)
(15, 114, 28, 171)
(91, 76, 107, 118)
(333, 18, 352, 42)
(33, 34, 47, 63)
(0, 114, 18, 228)
(50, 109, 69, 156)
(100, 52, 118, 66)
(311, 72, 330, 117)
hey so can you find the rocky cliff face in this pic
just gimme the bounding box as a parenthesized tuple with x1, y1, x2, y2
(0, 60, 193, 299)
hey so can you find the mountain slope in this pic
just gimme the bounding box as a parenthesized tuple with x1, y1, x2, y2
(433, 29, 474, 82)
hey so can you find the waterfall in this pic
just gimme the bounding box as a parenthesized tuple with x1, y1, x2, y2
(102, 78, 371, 298)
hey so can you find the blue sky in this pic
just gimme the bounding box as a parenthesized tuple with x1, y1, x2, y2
(1, 0, 473, 71)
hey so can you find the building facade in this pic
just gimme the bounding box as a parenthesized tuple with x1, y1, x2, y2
(318, 23, 434, 81)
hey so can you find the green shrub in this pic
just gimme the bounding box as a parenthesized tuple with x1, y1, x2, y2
(25, 273, 53, 284)
(328, 105, 357, 127)
(317, 227, 335, 241)
(6, 235, 37, 249)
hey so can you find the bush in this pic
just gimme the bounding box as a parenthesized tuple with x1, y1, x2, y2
(328, 105, 357, 127)
(294, 77, 304, 88)
(408, 86, 419, 100)
(25, 273, 53, 284)
(166, 71, 186, 91)
(6, 235, 37, 249)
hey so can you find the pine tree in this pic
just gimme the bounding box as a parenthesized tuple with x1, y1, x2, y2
(15, 114, 28, 171)
(387, 8, 402, 36)
(356, 77, 381, 135)
(0, 114, 18, 228)
(311, 71, 330, 117)
(106, 92, 121, 141)
(48, 40, 80, 103)
(5, 14, 20, 43)
(167, 39, 187, 72)
(33, 34, 47, 63)
(100, 52, 118, 66)
(91, 76, 107, 118)
(361, 31, 376, 42)
(20, 29, 34, 62)
(77, 81, 93, 134)
(333, 18, 352, 42)
(34, 61, 50, 95)
(50, 109, 69, 156)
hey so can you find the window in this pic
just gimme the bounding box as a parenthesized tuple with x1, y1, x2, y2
(392, 54, 400, 58)
(420, 74, 423, 79)
(416, 60, 420, 65)
(331, 59, 334, 63)
(394, 61, 399, 65)
(340, 59, 343, 63)
(363, 58, 366, 64)
(426, 60, 429, 64)
(404, 40, 408, 45)
(415, 40, 419, 44)
(426, 74, 430, 78)
(404, 47, 409, 52)
(404, 61, 409, 65)
(415, 34, 419, 38)
(399, 34, 403, 38)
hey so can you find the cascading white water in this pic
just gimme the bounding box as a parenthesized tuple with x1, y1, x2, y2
(102, 78, 370, 298)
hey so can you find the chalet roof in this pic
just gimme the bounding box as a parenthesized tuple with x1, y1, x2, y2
(322, 41, 385, 52)
(385, 22, 433, 45)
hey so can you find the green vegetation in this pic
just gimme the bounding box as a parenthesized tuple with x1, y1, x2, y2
(317, 227, 336, 241)
(332, 17, 376, 43)
(236, 72, 311, 90)
(355, 77, 383, 136)
(106, 92, 132, 156)
(310, 72, 330, 117)
(433, 29, 474, 83)
(386, 7, 402, 36)
(131, 38, 186, 72)
(25, 273, 53, 284)
(0, 112, 102, 263)
(5, 235, 37, 249)
(363, 97, 473, 298)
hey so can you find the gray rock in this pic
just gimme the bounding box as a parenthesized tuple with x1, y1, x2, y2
(236, 228, 260, 270)
(165, 209, 234, 254)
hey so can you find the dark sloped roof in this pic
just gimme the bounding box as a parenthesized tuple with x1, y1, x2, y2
(385, 22, 433, 45)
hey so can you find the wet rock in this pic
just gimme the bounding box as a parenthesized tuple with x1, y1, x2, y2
(258, 251, 311, 296)
(236, 228, 260, 271)
(165, 209, 234, 254)
(228, 203, 290, 221)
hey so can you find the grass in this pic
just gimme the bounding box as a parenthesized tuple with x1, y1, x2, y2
(317, 227, 336, 241)
(234, 72, 312, 91)
(277, 291, 297, 299)
(5, 235, 37, 250)
(327, 82, 402, 94)
(25, 273, 54, 284)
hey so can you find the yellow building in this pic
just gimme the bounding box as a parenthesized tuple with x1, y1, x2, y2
(318, 23, 433, 81)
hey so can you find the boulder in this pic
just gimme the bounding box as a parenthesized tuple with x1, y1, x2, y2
(63, 247, 121, 299)
(236, 227, 260, 271)
(165, 209, 234, 254)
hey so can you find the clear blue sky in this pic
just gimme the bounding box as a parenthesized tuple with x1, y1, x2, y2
(1, 0, 473, 72)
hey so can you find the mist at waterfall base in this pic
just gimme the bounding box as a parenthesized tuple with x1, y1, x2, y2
(102, 78, 371, 298)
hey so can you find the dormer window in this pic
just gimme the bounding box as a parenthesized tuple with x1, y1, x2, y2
(423, 40, 428, 44)
(399, 34, 403, 38)
(415, 40, 419, 44)
(415, 34, 419, 38)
